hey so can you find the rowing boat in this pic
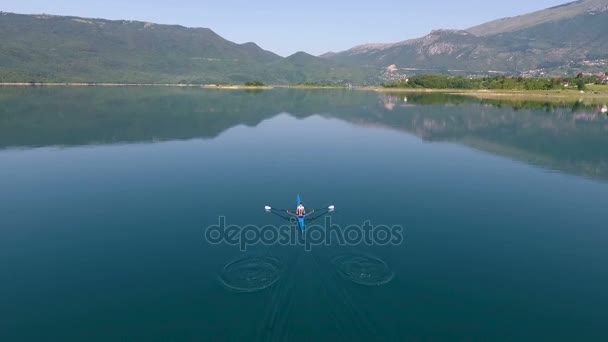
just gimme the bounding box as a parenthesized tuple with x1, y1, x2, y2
(296, 194, 305, 232)
(265, 195, 334, 233)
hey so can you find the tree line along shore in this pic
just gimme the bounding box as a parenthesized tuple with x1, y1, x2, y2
(383, 74, 608, 91)
(2, 73, 608, 88)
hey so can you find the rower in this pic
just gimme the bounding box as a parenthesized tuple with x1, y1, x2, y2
(296, 203, 305, 217)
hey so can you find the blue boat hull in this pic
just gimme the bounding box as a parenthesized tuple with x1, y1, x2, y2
(297, 194, 305, 232)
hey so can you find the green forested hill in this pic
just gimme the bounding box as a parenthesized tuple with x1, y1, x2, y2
(0, 12, 374, 84)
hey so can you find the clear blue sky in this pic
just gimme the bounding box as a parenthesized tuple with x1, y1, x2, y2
(1, 0, 571, 56)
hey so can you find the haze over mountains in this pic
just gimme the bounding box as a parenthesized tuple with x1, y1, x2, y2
(0, 0, 607, 84)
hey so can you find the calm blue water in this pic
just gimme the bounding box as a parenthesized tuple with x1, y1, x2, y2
(1, 87, 607, 341)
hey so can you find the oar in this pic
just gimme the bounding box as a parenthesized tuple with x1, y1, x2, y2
(305, 206, 336, 224)
(265, 206, 294, 221)
(266, 205, 333, 213)
(265, 205, 289, 212)
(306, 205, 335, 214)
(265, 206, 297, 216)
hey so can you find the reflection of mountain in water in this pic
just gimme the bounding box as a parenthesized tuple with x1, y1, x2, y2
(0, 87, 282, 147)
(1, 87, 607, 180)
(349, 93, 608, 181)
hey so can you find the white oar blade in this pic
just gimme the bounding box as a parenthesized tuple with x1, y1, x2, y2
(264, 206, 272, 212)
(328, 205, 335, 211)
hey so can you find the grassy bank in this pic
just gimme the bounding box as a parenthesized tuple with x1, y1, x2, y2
(370, 87, 608, 105)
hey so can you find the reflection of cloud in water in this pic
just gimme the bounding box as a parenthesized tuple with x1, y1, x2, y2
(219, 256, 281, 293)
(331, 254, 394, 286)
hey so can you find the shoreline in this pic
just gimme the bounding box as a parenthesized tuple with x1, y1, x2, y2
(0, 82, 347, 90)
(369, 87, 608, 104)
(0, 82, 274, 90)
(1, 82, 607, 103)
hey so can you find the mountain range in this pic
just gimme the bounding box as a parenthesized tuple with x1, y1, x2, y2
(0, 0, 607, 84)
(324, 0, 608, 78)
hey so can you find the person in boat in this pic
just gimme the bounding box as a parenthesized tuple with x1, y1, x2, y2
(296, 203, 305, 217)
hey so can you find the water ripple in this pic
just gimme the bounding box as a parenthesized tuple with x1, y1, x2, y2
(331, 254, 394, 286)
(219, 256, 281, 293)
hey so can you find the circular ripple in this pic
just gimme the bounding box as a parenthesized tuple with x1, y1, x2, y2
(331, 254, 394, 286)
(219, 256, 281, 293)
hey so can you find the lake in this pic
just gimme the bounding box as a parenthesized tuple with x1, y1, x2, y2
(1, 87, 607, 341)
